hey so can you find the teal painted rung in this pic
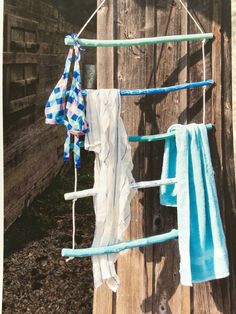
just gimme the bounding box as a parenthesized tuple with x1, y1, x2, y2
(72, 124, 213, 149)
(129, 123, 213, 142)
(65, 33, 214, 47)
(62, 229, 178, 257)
(81, 80, 214, 97)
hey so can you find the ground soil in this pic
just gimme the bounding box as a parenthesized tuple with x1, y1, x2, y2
(3, 151, 95, 314)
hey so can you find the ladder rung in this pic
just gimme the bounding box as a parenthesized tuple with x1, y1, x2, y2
(65, 33, 214, 47)
(64, 178, 177, 201)
(65, 188, 96, 201)
(74, 123, 213, 149)
(80, 80, 214, 97)
(130, 178, 177, 189)
(129, 123, 213, 142)
(62, 229, 178, 257)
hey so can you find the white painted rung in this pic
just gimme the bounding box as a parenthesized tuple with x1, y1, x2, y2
(130, 178, 177, 189)
(64, 178, 177, 201)
(64, 188, 96, 201)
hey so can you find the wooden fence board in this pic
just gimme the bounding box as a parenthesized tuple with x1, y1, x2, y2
(3, 0, 96, 229)
(153, 2, 190, 313)
(233, 0, 236, 182)
(191, 0, 228, 313)
(224, 1, 236, 313)
(116, 1, 153, 312)
(93, 0, 114, 313)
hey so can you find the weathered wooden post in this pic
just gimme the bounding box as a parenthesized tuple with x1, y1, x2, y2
(94, 0, 236, 313)
(0, 1, 4, 312)
(232, 0, 236, 177)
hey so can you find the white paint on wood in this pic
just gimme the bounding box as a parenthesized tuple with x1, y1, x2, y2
(64, 178, 178, 201)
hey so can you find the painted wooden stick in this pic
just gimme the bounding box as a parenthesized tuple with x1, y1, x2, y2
(75, 124, 213, 149)
(62, 229, 179, 257)
(64, 178, 178, 201)
(129, 123, 213, 142)
(65, 33, 214, 47)
(80, 80, 214, 97)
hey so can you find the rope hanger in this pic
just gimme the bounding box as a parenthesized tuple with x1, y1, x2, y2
(65, 0, 211, 259)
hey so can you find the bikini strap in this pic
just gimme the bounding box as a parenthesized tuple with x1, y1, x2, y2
(65, 45, 89, 168)
(45, 48, 73, 125)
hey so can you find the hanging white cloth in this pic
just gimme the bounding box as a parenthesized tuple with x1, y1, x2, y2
(85, 89, 136, 292)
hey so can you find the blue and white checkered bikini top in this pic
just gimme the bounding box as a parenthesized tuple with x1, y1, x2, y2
(45, 42, 89, 168)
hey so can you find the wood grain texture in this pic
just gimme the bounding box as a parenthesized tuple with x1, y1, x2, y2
(177, 1, 191, 312)
(188, 1, 229, 313)
(223, 1, 236, 313)
(192, 0, 235, 313)
(97, 0, 114, 89)
(95, 0, 236, 313)
(93, 0, 114, 313)
(153, 2, 190, 313)
(116, 0, 154, 312)
(0, 1, 4, 312)
(233, 0, 236, 181)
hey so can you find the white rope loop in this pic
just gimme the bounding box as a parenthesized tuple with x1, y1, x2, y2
(202, 40, 207, 124)
(67, 1, 107, 261)
(77, 0, 107, 38)
(66, 166, 78, 263)
(176, 0, 207, 123)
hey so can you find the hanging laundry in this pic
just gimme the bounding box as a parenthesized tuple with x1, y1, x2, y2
(84, 89, 136, 292)
(45, 39, 89, 168)
(160, 123, 229, 285)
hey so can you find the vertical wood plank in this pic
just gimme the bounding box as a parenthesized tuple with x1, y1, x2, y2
(115, 0, 151, 312)
(222, 0, 236, 312)
(97, 0, 114, 89)
(142, 2, 156, 312)
(189, 3, 225, 313)
(178, 1, 191, 313)
(233, 0, 236, 180)
(0, 1, 4, 312)
(192, 0, 233, 313)
(188, 0, 212, 125)
(152, 1, 190, 313)
(93, 1, 114, 313)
